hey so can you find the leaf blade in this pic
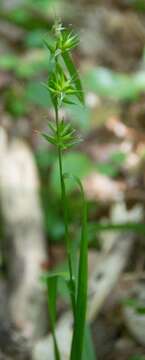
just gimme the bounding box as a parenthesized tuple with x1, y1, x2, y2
(62, 52, 84, 105)
(46, 275, 61, 360)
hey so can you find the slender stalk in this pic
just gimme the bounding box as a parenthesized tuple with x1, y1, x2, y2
(55, 105, 76, 317)
(46, 276, 61, 360)
(51, 326, 61, 360)
(42, 22, 90, 360)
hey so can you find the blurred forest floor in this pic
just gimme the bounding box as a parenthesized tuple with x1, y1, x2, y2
(1, 0, 145, 359)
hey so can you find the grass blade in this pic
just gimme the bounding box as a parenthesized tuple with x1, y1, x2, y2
(63, 174, 88, 360)
(88, 222, 145, 236)
(62, 52, 84, 105)
(83, 325, 96, 360)
(46, 275, 61, 360)
(71, 179, 88, 360)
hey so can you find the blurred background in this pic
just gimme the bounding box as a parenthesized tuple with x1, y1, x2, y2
(1, 0, 145, 359)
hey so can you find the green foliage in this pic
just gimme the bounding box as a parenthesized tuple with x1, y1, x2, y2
(83, 67, 145, 101)
(127, 0, 145, 11)
(35, 148, 57, 170)
(1, 8, 38, 30)
(26, 0, 58, 11)
(5, 88, 27, 118)
(83, 326, 96, 360)
(63, 52, 84, 105)
(25, 30, 45, 48)
(67, 100, 91, 131)
(42, 120, 80, 150)
(0, 52, 49, 79)
(1, 0, 60, 29)
(0, 54, 18, 70)
(43, 273, 61, 360)
(47, 275, 58, 328)
(51, 151, 93, 194)
(44, 65, 80, 107)
(55, 29, 79, 53)
(26, 82, 51, 107)
(44, 21, 84, 106)
(69, 175, 88, 360)
(89, 222, 145, 236)
(129, 356, 145, 360)
(42, 21, 88, 360)
(51, 149, 126, 195)
(123, 296, 145, 316)
(96, 151, 126, 177)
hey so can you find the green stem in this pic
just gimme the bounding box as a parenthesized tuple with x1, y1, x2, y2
(52, 326, 61, 360)
(55, 106, 76, 317)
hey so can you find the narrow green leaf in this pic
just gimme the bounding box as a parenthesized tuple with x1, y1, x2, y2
(42, 133, 56, 145)
(129, 356, 145, 360)
(61, 122, 71, 136)
(43, 39, 55, 54)
(48, 121, 56, 134)
(62, 131, 75, 141)
(62, 174, 88, 360)
(62, 52, 84, 105)
(47, 276, 57, 328)
(122, 297, 138, 308)
(51, 152, 93, 195)
(63, 98, 76, 105)
(89, 222, 145, 235)
(47, 276, 61, 360)
(136, 307, 145, 315)
(41, 271, 69, 283)
(70, 176, 88, 360)
(83, 325, 96, 360)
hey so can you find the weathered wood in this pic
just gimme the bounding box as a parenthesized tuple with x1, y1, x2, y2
(0, 127, 48, 341)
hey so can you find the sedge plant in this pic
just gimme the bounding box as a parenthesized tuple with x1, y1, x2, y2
(41, 21, 89, 360)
